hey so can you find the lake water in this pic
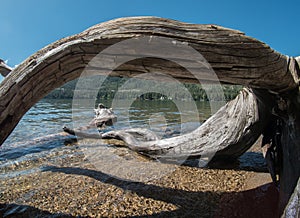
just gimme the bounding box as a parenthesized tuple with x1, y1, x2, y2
(0, 99, 215, 178)
(0, 98, 266, 181)
(3, 99, 213, 146)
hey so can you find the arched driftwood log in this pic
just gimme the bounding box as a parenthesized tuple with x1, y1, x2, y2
(0, 17, 299, 214)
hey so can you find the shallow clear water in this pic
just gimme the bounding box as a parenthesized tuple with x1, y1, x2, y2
(3, 99, 74, 146)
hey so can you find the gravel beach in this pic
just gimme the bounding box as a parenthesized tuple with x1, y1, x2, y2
(0, 138, 279, 217)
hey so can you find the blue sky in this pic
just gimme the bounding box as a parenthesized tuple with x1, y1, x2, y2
(0, 0, 299, 81)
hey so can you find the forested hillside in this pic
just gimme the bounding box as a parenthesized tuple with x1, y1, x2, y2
(45, 76, 242, 101)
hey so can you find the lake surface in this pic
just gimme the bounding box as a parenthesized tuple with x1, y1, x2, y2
(0, 99, 216, 178)
(0, 98, 266, 181)
(3, 99, 213, 146)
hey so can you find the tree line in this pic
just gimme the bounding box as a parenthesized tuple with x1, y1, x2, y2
(45, 76, 242, 101)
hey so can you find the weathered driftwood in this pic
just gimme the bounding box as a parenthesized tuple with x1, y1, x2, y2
(62, 126, 102, 139)
(0, 17, 298, 146)
(92, 103, 117, 129)
(65, 88, 272, 163)
(63, 103, 117, 138)
(0, 59, 12, 77)
(63, 126, 160, 142)
(0, 17, 299, 214)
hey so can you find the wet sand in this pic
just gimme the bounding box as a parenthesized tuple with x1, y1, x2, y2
(0, 138, 279, 217)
